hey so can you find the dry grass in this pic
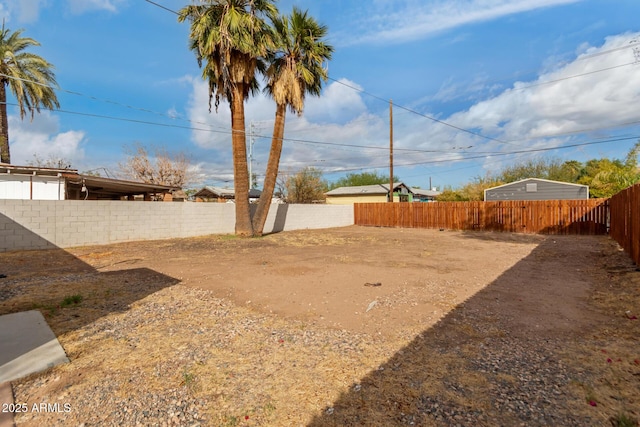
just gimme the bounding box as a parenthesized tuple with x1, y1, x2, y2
(1, 229, 639, 426)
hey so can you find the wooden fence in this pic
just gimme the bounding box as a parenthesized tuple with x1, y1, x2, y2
(609, 183, 640, 265)
(354, 199, 610, 235)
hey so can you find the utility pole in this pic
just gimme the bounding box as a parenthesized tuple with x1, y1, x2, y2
(248, 121, 255, 189)
(389, 99, 394, 203)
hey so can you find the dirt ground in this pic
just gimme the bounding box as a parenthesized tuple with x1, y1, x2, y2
(1, 226, 639, 426)
(74, 227, 571, 337)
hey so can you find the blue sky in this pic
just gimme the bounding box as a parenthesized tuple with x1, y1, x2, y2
(2, 0, 640, 190)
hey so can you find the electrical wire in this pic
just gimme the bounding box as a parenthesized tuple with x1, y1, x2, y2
(143, 0, 179, 15)
(5, 0, 640, 177)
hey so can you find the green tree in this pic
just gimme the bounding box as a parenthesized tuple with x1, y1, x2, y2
(285, 167, 327, 203)
(252, 7, 333, 235)
(0, 25, 59, 164)
(547, 160, 582, 183)
(579, 142, 640, 198)
(436, 174, 503, 201)
(329, 171, 400, 190)
(178, 0, 277, 236)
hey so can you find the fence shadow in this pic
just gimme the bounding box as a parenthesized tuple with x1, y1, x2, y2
(307, 234, 609, 426)
(0, 214, 180, 364)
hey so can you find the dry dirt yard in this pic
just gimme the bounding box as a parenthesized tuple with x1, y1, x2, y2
(0, 226, 638, 426)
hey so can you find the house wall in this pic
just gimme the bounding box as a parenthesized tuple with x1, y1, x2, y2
(326, 193, 414, 204)
(326, 194, 387, 205)
(484, 179, 588, 201)
(0, 200, 353, 251)
(0, 175, 65, 200)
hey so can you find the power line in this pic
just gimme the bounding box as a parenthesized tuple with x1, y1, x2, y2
(327, 77, 514, 146)
(0, 94, 470, 154)
(0, 72, 234, 135)
(6, 3, 640, 174)
(143, 0, 179, 15)
(435, 39, 640, 99)
(510, 61, 636, 92)
(312, 135, 640, 174)
(139, 0, 640, 152)
(1, 101, 237, 136)
(140, 0, 513, 148)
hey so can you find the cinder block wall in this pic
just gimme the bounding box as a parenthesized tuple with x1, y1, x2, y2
(0, 200, 354, 251)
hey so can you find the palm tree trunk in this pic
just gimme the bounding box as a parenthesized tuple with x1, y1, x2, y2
(230, 85, 254, 237)
(0, 82, 10, 164)
(252, 103, 286, 235)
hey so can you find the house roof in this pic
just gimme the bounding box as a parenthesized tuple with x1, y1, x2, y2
(0, 163, 77, 176)
(410, 187, 441, 197)
(325, 182, 408, 196)
(485, 178, 588, 192)
(1, 163, 178, 198)
(194, 186, 262, 199)
(66, 173, 177, 198)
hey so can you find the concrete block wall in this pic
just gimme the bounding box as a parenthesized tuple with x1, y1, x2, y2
(0, 200, 353, 251)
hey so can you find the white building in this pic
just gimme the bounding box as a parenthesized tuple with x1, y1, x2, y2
(0, 163, 177, 201)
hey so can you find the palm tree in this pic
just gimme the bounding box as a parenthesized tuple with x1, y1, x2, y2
(0, 25, 59, 164)
(252, 8, 333, 235)
(178, 0, 277, 237)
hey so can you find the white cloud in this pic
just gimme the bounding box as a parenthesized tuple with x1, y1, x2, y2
(185, 76, 390, 180)
(0, 0, 124, 22)
(0, 0, 48, 23)
(184, 32, 640, 185)
(185, 78, 234, 152)
(67, 0, 125, 14)
(345, 0, 583, 46)
(303, 79, 368, 123)
(426, 32, 640, 172)
(8, 111, 86, 166)
(458, 32, 640, 139)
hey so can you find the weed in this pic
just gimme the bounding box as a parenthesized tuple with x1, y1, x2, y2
(181, 368, 196, 390)
(580, 383, 599, 407)
(31, 302, 58, 316)
(221, 415, 238, 427)
(60, 294, 83, 307)
(263, 402, 276, 416)
(219, 234, 238, 241)
(610, 412, 639, 427)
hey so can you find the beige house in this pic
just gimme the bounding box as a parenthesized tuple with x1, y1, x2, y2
(325, 183, 414, 205)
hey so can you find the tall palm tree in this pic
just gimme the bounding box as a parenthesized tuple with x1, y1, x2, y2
(0, 25, 59, 164)
(252, 8, 333, 235)
(178, 0, 277, 237)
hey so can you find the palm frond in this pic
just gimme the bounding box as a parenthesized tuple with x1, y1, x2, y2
(264, 7, 333, 115)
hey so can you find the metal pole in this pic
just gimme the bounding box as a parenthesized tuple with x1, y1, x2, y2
(249, 121, 254, 189)
(389, 99, 393, 203)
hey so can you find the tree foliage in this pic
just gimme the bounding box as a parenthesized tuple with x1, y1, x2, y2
(252, 7, 332, 235)
(178, 0, 277, 236)
(0, 24, 60, 163)
(27, 154, 72, 169)
(577, 143, 640, 198)
(285, 167, 327, 203)
(329, 171, 400, 190)
(119, 144, 192, 188)
(437, 175, 502, 202)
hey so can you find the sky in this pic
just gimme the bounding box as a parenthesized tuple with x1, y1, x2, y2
(2, 0, 640, 190)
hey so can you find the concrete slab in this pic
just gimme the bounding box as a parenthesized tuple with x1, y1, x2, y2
(0, 382, 15, 427)
(0, 310, 69, 383)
